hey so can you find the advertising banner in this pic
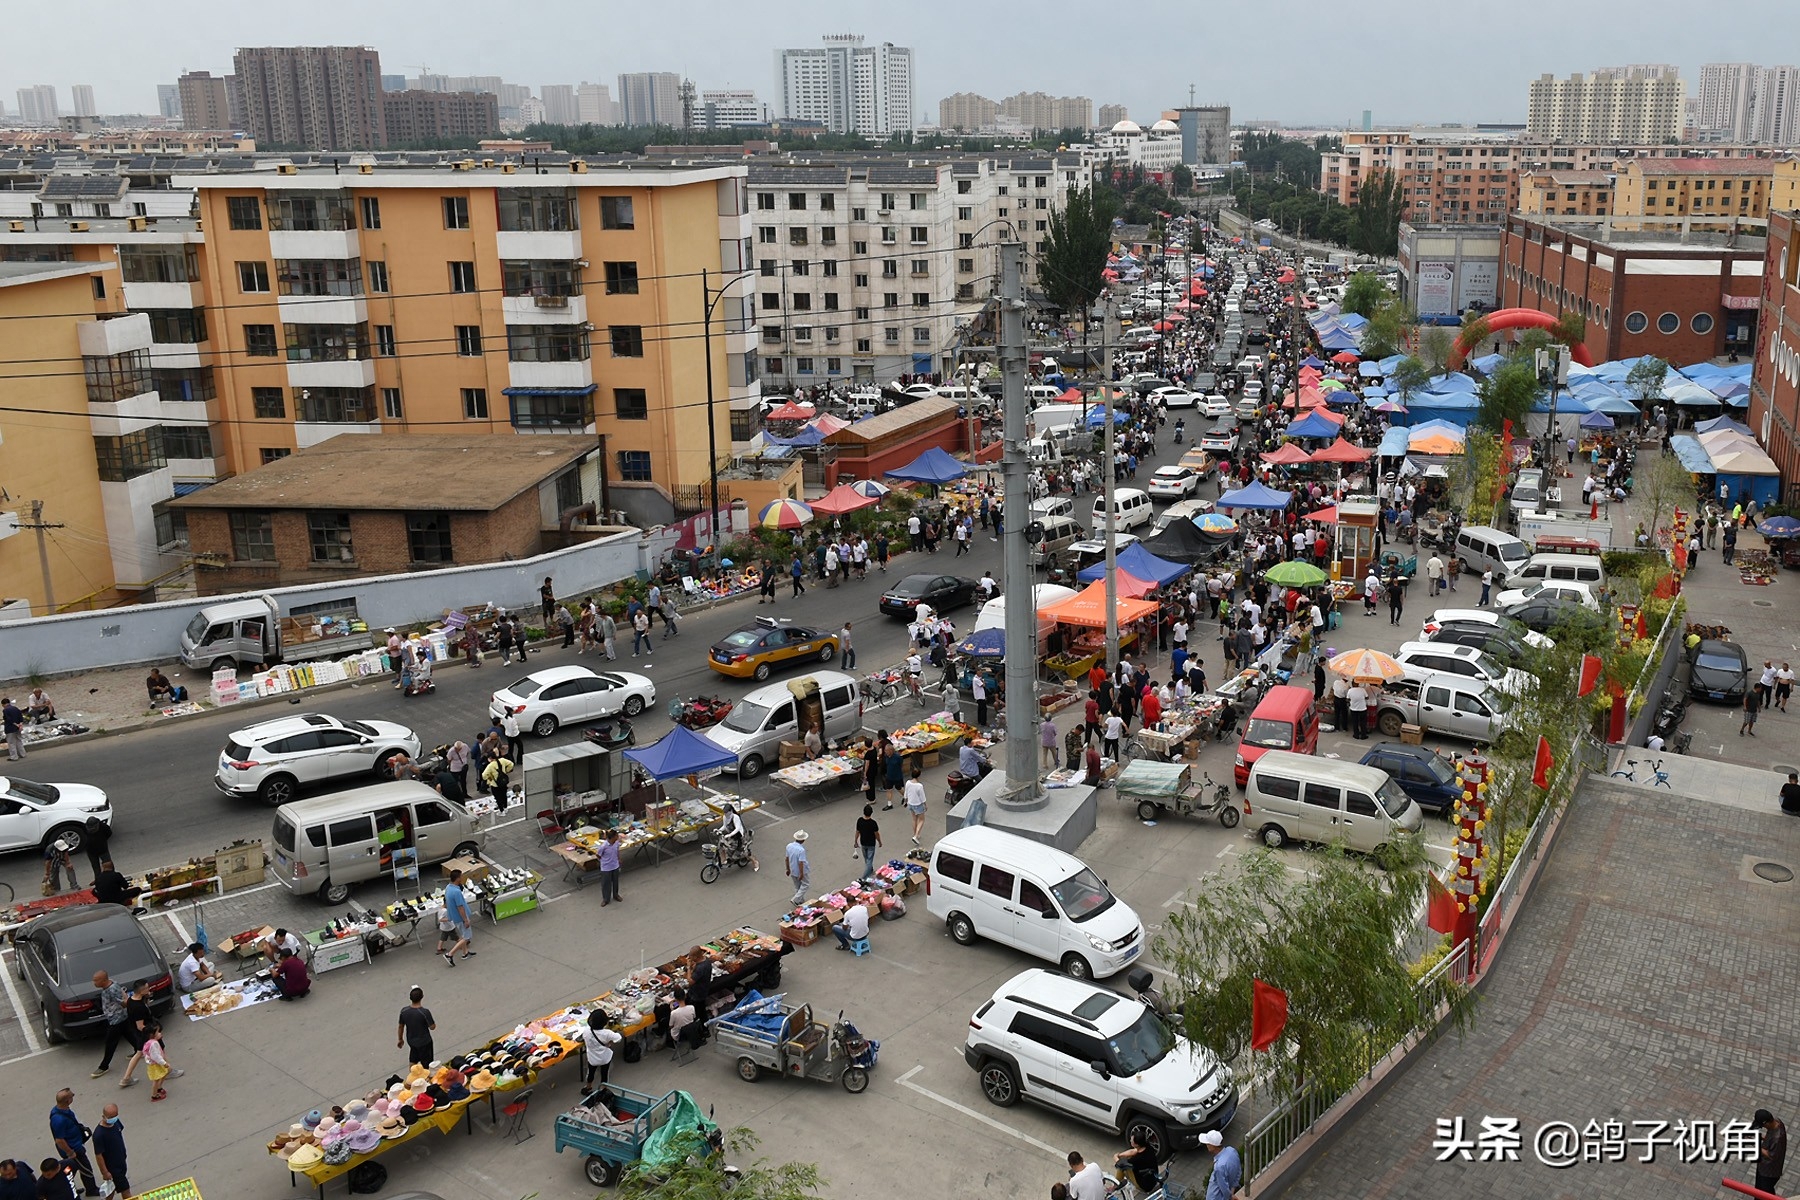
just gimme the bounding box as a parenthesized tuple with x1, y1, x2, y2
(1416, 261, 1456, 316)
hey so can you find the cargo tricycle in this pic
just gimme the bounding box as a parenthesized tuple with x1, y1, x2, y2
(1116, 759, 1240, 827)
(710, 992, 878, 1093)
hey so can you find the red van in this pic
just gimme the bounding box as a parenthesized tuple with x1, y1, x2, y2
(1234, 685, 1321, 787)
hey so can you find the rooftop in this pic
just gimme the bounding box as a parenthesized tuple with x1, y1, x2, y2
(169, 435, 595, 513)
(1630, 156, 1776, 175)
(826, 397, 961, 444)
(0, 260, 108, 289)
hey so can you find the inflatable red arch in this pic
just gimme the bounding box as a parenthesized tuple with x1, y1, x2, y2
(1445, 308, 1594, 373)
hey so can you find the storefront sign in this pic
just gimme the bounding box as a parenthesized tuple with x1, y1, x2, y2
(1722, 293, 1761, 311)
(1458, 260, 1500, 308)
(1417, 262, 1455, 316)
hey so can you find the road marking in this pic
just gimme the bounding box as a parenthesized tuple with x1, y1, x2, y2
(0, 1046, 56, 1067)
(1162, 890, 1194, 909)
(0, 948, 43, 1054)
(164, 910, 192, 946)
(895, 1065, 1064, 1157)
(871, 953, 922, 975)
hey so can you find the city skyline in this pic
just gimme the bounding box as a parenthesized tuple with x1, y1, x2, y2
(6, 0, 1800, 128)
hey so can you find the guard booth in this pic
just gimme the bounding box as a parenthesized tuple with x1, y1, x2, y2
(1335, 496, 1381, 592)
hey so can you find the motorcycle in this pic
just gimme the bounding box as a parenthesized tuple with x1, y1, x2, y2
(1172, 419, 1186, 445)
(944, 755, 993, 807)
(700, 833, 755, 884)
(583, 718, 635, 750)
(670, 694, 734, 730)
(1652, 694, 1688, 739)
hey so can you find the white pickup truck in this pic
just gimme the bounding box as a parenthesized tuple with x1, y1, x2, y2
(1371, 674, 1511, 744)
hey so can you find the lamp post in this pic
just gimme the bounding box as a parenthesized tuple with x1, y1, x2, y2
(701, 267, 755, 540)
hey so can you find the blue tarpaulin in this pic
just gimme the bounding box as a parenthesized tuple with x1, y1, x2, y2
(1696, 416, 1753, 436)
(884, 447, 969, 484)
(1378, 426, 1412, 457)
(1287, 411, 1342, 438)
(1218, 481, 1293, 510)
(1668, 435, 1715, 473)
(1357, 361, 1384, 378)
(1468, 353, 1506, 375)
(624, 725, 739, 780)
(1076, 543, 1191, 586)
(765, 426, 826, 446)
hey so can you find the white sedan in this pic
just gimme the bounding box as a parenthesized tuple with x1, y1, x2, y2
(1150, 386, 1199, 409)
(490, 665, 657, 736)
(1493, 580, 1601, 612)
(1146, 465, 1202, 500)
(1199, 394, 1233, 418)
(0, 777, 113, 857)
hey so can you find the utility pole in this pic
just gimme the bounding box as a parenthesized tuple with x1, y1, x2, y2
(998, 242, 1038, 798)
(21, 500, 62, 612)
(1101, 297, 1119, 673)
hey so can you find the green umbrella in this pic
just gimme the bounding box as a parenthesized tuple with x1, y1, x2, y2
(1264, 560, 1328, 587)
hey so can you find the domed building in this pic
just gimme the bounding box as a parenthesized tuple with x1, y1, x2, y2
(1110, 118, 1143, 136)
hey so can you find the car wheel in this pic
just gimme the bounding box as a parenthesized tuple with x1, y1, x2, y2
(532, 714, 559, 737)
(318, 879, 350, 905)
(739, 754, 765, 779)
(1123, 1114, 1169, 1161)
(42, 1003, 63, 1045)
(257, 775, 298, 807)
(753, 662, 772, 682)
(452, 841, 480, 859)
(1377, 710, 1403, 737)
(44, 823, 84, 854)
(209, 657, 237, 674)
(948, 912, 976, 945)
(979, 1060, 1020, 1107)
(1062, 953, 1094, 981)
(1261, 824, 1288, 849)
(373, 750, 404, 780)
(585, 1156, 620, 1188)
(817, 644, 835, 662)
(622, 695, 645, 717)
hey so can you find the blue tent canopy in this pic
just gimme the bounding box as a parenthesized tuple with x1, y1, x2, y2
(1357, 361, 1384, 378)
(884, 446, 969, 484)
(1587, 394, 1641, 417)
(624, 725, 739, 780)
(1317, 328, 1360, 352)
(1300, 355, 1328, 369)
(1336, 312, 1370, 331)
(1667, 435, 1715, 473)
(1579, 410, 1615, 430)
(1287, 411, 1341, 438)
(1361, 385, 1389, 399)
(1076, 542, 1191, 586)
(1377, 353, 1408, 374)
(1378, 426, 1412, 456)
(1696, 415, 1753, 436)
(1428, 372, 1478, 393)
(1218, 481, 1293, 510)
(1085, 405, 1127, 428)
(765, 426, 826, 446)
(1468, 353, 1506, 375)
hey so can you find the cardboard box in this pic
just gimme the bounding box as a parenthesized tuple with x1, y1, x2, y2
(219, 926, 274, 958)
(1399, 723, 1424, 745)
(921, 750, 941, 768)
(779, 922, 820, 947)
(440, 854, 489, 884)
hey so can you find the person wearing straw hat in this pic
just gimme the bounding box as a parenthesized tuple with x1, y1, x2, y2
(784, 831, 811, 906)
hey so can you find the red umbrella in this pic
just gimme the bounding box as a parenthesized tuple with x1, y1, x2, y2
(1330, 351, 1360, 365)
(1153, 319, 1177, 332)
(1262, 443, 1313, 465)
(1310, 437, 1371, 463)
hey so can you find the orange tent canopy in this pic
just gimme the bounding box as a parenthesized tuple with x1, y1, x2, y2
(1040, 581, 1160, 628)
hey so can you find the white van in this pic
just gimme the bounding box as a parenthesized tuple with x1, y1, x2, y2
(1242, 752, 1422, 857)
(1453, 526, 1529, 582)
(1090, 488, 1153, 534)
(1513, 552, 1606, 588)
(271, 782, 487, 904)
(1024, 383, 1065, 405)
(1029, 514, 1085, 566)
(936, 384, 980, 404)
(706, 671, 863, 778)
(927, 826, 1145, 979)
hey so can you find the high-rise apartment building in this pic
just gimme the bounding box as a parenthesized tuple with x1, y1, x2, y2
(156, 84, 182, 120)
(1752, 65, 1800, 146)
(178, 71, 232, 131)
(1097, 103, 1128, 129)
(1527, 67, 1684, 142)
(617, 72, 683, 127)
(938, 93, 998, 132)
(1175, 105, 1232, 165)
(1697, 63, 1759, 141)
(1001, 92, 1091, 132)
(540, 85, 578, 126)
(381, 90, 500, 144)
(70, 86, 97, 118)
(16, 86, 58, 125)
(381, 74, 407, 92)
(698, 90, 770, 128)
(232, 46, 387, 150)
(576, 83, 617, 126)
(775, 35, 913, 137)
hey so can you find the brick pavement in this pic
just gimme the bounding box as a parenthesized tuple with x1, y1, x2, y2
(1279, 776, 1800, 1199)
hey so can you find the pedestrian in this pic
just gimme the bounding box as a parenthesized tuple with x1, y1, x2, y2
(398, 986, 436, 1066)
(790, 555, 806, 597)
(510, 616, 529, 662)
(1347, 682, 1370, 739)
(839, 622, 856, 671)
(1102, 711, 1125, 761)
(500, 707, 524, 763)
(972, 671, 989, 727)
(1479, 568, 1493, 606)
(954, 520, 969, 557)
(2, 697, 24, 761)
(1753, 1109, 1787, 1197)
(556, 603, 575, 649)
(90, 1105, 128, 1199)
(481, 752, 514, 811)
(43, 836, 78, 896)
(905, 768, 929, 845)
(1040, 714, 1060, 773)
(0, 1159, 39, 1200)
(599, 610, 617, 660)
(1388, 578, 1405, 625)
(1782, 772, 1800, 815)
(875, 532, 890, 572)
(440, 870, 474, 966)
(1778, 663, 1794, 712)
(116, 980, 157, 1089)
(539, 576, 556, 629)
(854, 804, 883, 880)
(272, 947, 310, 1000)
(1741, 686, 1762, 737)
(1724, 523, 1738, 565)
(1445, 556, 1459, 592)
(598, 828, 623, 906)
(1066, 1151, 1106, 1200)
(784, 830, 811, 906)
(139, 1024, 173, 1103)
(824, 543, 841, 587)
(1332, 673, 1350, 732)
(90, 972, 140, 1082)
(1425, 554, 1444, 596)
(462, 624, 482, 668)
(883, 736, 905, 809)
(33, 1161, 75, 1200)
(581, 1011, 622, 1088)
(631, 609, 651, 657)
(659, 596, 680, 639)
(1197, 1130, 1240, 1200)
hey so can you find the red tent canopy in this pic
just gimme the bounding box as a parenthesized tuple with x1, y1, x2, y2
(1262, 443, 1313, 465)
(1330, 351, 1360, 365)
(766, 401, 815, 421)
(1153, 319, 1177, 332)
(808, 483, 883, 515)
(1310, 437, 1372, 463)
(1304, 504, 1339, 524)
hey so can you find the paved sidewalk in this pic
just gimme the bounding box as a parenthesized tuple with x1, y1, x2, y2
(1281, 773, 1800, 1199)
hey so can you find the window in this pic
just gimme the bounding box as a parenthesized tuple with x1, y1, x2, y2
(826, 356, 841, 373)
(1303, 782, 1342, 811)
(823, 293, 840, 311)
(957, 206, 972, 221)
(406, 513, 452, 563)
(910, 227, 927, 244)
(307, 512, 353, 563)
(880, 193, 897, 211)
(603, 261, 639, 295)
(374, 325, 396, 356)
(83, 350, 153, 403)
(260, 447, 291, 465)
(762, 325, 783, 344)
(154, 367, 215, 402)
(855, 273, 870, 288)
(296, 388, 372, 423)
(789, 228, 809, 246)
(501, 260, 578, 297)
(1656, 312, 1680, 335)
(162, 424, 215, 460)
(881, 229, 897, 244)
(455, 325, 483, 356)
(609, 325, 644, 357)
(226, 195, 262, 230)
(883, 292, 898, 308)
(506, 324, 589, 362)
(139, 308, 207, 344)
(820, 227, 837, 246)
(759, 259, 777, 278)
(793, 325, 812, 341)
(359, 196, 381, 230)
(443, 196, 470, 229)
(819, 193, 835, 211)
(461, 388, 489, 419)
(935, 851, 974, 885)
(284, 322, 369, 362)
(1691, 312, 1716, 335)
(509, 390, 593, 428)
(497, 190, 576, 231)
(381, 387, 404, 419)
(957, 283, 975, 300)
(824, 327, 840, 342)
(884, 328, 900, 344)
(912, 293, 929, 309)
(762, 293, 781, 311)
(252, 387, 287, 418)
(616, 450, 652, 481)
(853, 240, 868, 254)
(449, 261, 477, 293)
(913, 327, 931, 343)
(956, 180, 971, 195)
(366, 261, 389, 293)
(93, 427, 166, 482)
(92, 277, 105, 299)
(822, 259, 839, 278)
(1624, 311, 1648, 334)
(277, 258, 364, 297)
(764, 357, 783, 375)
(791, 260, 810, 277)
(855, 305, 870, 320)
(792, 294, 811, 311)
(755, 192, 776, 211)
(911, 259, 929, 275)
(615, 388, 649, 420)
(758, 226, 777, 244)
(272, 193, 353, 231)
(855, 338, 872, 353)
(229, 511, 275, 561)
(120, 246, 199, 283)
(852, 207, 866, 221)
(152, 499, 187, 551)
(977, 863, 1015, 898)
(729, 407, 759, 440)
(882, 260, 899, 279)
(796, 357, 814, 374)
(599, 195, 635, 229)
(244, 324, 278, 357)
(958, 257, 974, 273)
(787, 192, 807, 211)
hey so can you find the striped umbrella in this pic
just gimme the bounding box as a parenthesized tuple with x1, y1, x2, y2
(1327, 647, 1406, 685)
(1195, 513, 1238, 534)
(847, 479, 890, 499)
(757, 498, 815, 530)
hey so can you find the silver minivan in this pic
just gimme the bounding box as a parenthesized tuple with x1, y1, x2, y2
(1243, 752, 1421, 857)
(707, 671, 863, 778)
(1453, 526, 1529, 582)
(1030, 514, 1085, 566)
(271, 782, 486, 904)
(1512, 552, 1605, 588)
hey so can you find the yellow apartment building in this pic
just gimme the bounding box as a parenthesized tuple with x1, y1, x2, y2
(180, 161, 756, 526)
(1518, 170, 1614, 216)
(1773, 157, 1800, 215)
(1612, 158, 1775, 229)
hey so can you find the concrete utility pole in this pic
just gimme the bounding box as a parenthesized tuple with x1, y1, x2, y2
(1101, 299, 1120, 673)
(21, 500, 62, 612)
(998, 242, 1038, 797)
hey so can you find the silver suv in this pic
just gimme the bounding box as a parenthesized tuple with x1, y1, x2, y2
(215, 713, 421, 806)
(964, 969, 1237, 1158)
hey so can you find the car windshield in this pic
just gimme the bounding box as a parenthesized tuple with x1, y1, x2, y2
(1049, 867, 1115, 923)
(184, 613, 210, 643)
(1695, 653, 1742, 674)
(1376, 778, 1414, 818)
(721, 631, 762, 649)
(3, 778, 59, 803)
(344, 721, 378, 737)
(1419, 754, 1457, 785)
(506, 678, 544, 699)
(1242, 718, 1293, 750)
(720, 701, 771, 734)
(1513, 486, 1540, 504)
(1107, 1008, 1177, 1075)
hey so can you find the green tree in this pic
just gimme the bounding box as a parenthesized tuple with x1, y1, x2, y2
(1419, 327, 1456, 377)
(1362, 297, 1417, 361)
(1350, 168, 1407, 257)
(1625, 356, 1670, 416)
(1390, 355, 1433, 405)
(1475, 359, 1541, 432)
(1170, 164, 1194, 196)
(1554, 311, 1587, 349)
(618, 1128, 826, 1200)
(1456, 430, 1504, 526)
(1038, 185, 1117, 319)
(1157, 843, 1473, 1101)
(1636, 447, 1698, 544)
(1341, 272, 1389, 318)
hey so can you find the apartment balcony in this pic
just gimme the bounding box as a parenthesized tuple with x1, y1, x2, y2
(268, 229, 360, 261)
(294, 419, 381, 450)
(501, 293, 587, 325)
(86, 388, 162, 437)
(157, 399, 211, 425)
(277, 294, 369, 326)
(146, 343, 205, 371)
(287, 358, 376, 390)
(508, 360, 595, 390)
(121, 281, 202, 311)
(494, 230, 584, 261)
(77, 313, 153, 358)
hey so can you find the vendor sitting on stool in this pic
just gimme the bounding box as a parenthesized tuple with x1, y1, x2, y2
(832, 901, 871, 951)
(272, 947, 310, 1000)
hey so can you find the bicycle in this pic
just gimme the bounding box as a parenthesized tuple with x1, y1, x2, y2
(1610, 757, 1671, 788)
(859, 670, 903, 708)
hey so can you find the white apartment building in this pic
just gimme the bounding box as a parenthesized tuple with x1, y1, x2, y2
(1752, 66, 1800, 146)
(1527, 68, 1684, 142)
(576, 82, 618, 126)
(775, 35, 913, 137)
(15, 86, 58, 125)
(540, 84, 578, 125)
(700, 90, 771, 128)
(1697, 63, 1759, 142)
(71, 85, 96, 118)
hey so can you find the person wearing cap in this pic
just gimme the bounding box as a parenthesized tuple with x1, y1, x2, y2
(42, 837, 78, 895)
(1198, 1129, 1240, 1200)
(784, 831, 811, 906)
(175, 943, 216, 993)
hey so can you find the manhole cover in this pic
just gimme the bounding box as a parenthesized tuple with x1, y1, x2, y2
(1753, 599, 1775, 608)
(1753, 862, 1795, 883)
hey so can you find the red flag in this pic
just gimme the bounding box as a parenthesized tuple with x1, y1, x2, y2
(1635, 609, 1648, 639)
(1577, 654, 1603, 697)
(1531, 735, 1554, 789)
(1426, 872, 1460, 934)
(1250, 979, 1289, 1052)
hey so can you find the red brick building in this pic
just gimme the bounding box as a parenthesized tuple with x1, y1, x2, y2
(173, 434, 599, 595)
(1498, 214, 1764, 366)
(1748, 211, 1800, 500)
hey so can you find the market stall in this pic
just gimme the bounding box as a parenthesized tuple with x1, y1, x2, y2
(1039, 582, 1161, 678)
(552, 792, 760, 885)
(777, 859, 931, 946)
(1130, 693, 1228, 761)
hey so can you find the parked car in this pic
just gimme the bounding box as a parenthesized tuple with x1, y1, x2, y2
(489, 665, 655, 736)
(1493, 580, 1600, 612)
(1420, 609, 1552, 650)
(1499, 596, 1611, 639)
(1152, 497, 1217, 534)
(1357, 743, 1463, 813)
(1393, 640, 1529, 696)
(214, 713, 421, 807)
(1146, 465, 1202, 500)
(0, 776, 112, 857)
(1688, 638, 1750, 703)
(13, 907, 175, 1042)
(1371, 674, 1511, 745)
(708, 616, 838, 681)
(879, 573, 978, 618)
(1197, 425, 1239, 453)
(1418, 622, 1541, 669)
(1150, 386, 1199, 409)
(1198, 394, 1233, 418)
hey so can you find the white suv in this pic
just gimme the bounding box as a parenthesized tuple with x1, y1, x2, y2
(215, 713, 421, 806)
(964, 969, 1238, 1158)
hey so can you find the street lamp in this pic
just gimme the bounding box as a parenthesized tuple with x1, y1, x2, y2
(701, 267, 756, 539)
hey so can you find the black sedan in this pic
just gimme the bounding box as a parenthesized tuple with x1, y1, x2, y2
(14, 906, 175, 1042)
(1499, 596, 1609, 640)
(879, 573, 978, 618)
(1689, 638, 1751, 704)
(1358, 743, 1463, 814)
(1427, 622, 1539, 669)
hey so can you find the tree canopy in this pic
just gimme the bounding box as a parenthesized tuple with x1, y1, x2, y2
(1475, 358, 1541, 432)
(1341, 272, 1390, 318)
(1039, 185, 1118, 316)
(1362, 297, 1417, 361)
(1349, 168, 1407, 257)
(618, 1128, 826, 1200)
(1625, 356, 1670, 408)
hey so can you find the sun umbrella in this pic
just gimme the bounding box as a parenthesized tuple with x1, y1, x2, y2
(757, 498, 814, 530)
(1328, 647, 1406, 684)
(1758, 515, 1800, 538)
(1265, 560, 1328, 587)
(1154, 319, 1177, 332)
(1195, 513, 1239, 534)
(765, 401, 814, 421)
(955, 628, 1008, 658)
(1371, 400, 1408, 414)
(847, 478, 889, 500)
(1331, 351, 1361, 365)
(1318, 378, 1348, 392)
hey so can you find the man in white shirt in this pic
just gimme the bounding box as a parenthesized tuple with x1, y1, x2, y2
(832, 902, 871, 951)
(1172, 619, 1190, 649)
(177, 942, 217, 992)
(1065, 1151, 1107, 1200)
(1346, 683, 1370, 740)
(1241, 597, 1261, 624)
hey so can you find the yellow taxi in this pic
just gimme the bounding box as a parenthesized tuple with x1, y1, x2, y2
(1179, 448, 1214, 476)
(707, 616, 841, 681)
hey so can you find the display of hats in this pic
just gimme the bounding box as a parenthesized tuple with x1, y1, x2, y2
(287, 1144, 325, 1170)
(348, 1127, 382, 1154)
(400, 1106, 424, 1125)
(347, 1100, 369, 1121)
(340, 1120, 363, 1136)
(446, 1083, 470, 1103)
(469, 1070, 496, 1092)
(322, 1140, 354, 1166)
(385, 1074, 404, 1089)
(394, 1090, 414, 1106)
(288, 1123, 309, 1139)
(303, 1110, 323, 1130)
(316, 1117, 339, 1137)
(330, 1105, 347, 1122)
(378, 1115, 406, 1140)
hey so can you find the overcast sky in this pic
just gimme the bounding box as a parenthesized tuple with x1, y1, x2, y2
(10, 0, 1800, 127)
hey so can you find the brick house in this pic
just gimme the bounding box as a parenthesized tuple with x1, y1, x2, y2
(172, 434, 599, 595)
